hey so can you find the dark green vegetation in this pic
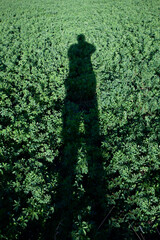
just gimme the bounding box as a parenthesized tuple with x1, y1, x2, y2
(0, 0, 160, 239)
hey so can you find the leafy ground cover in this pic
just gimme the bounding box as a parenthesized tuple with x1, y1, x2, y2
(0, 0, 160, 239)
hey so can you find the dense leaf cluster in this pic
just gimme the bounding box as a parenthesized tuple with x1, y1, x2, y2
(0, 0, 160, 239)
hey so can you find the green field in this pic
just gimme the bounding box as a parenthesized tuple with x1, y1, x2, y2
(0, 0, 160, 239)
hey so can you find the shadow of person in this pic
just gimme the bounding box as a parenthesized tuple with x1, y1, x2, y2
(56, 34, 105, 239)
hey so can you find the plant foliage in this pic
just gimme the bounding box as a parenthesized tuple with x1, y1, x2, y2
(0, 0, 160, 239)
